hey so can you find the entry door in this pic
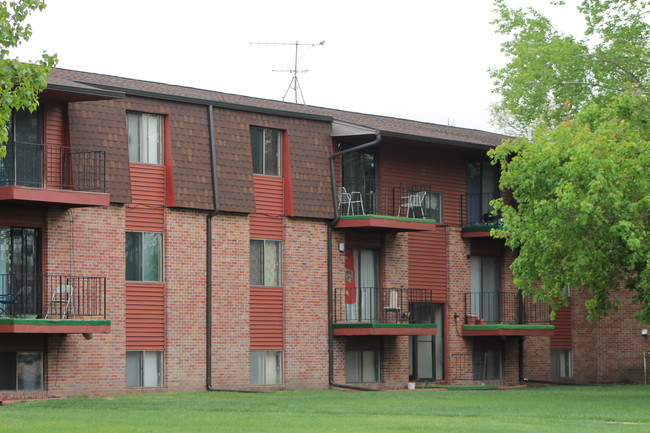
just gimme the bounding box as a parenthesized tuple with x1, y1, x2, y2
(470, 256, 500, 323)
(345, 249, 379, 322)
(410, 303, 444, 381)
(0, 110, 42, 187)
(0, 227, 41, 315)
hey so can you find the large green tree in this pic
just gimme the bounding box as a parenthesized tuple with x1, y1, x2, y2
(0, 0, 57, 156)
(488, 0, 650, 322)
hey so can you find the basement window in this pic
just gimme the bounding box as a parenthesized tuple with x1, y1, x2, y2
(346, 349, 380, 383)
(551, 349, 572, 378)
(0, 351, 43, 390)
(126, 351, 164, 387)
(250, 350, 283, 385)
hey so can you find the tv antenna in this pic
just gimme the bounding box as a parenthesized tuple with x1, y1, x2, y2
(250, 40, 325, 104)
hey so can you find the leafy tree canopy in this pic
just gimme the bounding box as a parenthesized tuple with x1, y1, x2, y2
(0, 0, 57, 156)
(489, 1, 650, 322)
(490, 0, 650, 134)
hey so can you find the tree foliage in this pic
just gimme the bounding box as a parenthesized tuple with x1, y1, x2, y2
(489, 1, 650, 323)
(0, 0, 57, 156)
(490, 0, 650, 134)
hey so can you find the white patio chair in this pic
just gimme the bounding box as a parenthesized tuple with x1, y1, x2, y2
(45, 284, 74, 319)
(338, 186, 365, 215)
(399, 190, 426, 218)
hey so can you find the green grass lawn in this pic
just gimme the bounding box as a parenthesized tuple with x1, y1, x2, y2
(1, 386, 649, 433)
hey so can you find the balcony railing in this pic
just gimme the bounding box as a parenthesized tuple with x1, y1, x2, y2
(0, 274, 107, 319)
(464, 291, 550, 325)
(0, 141, 106, 192)
(338, 179, 438, 220)
(461, 192, 501, 226)
(332, 287, 437, 324)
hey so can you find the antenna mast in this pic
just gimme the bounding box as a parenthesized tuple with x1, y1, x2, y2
(250, 40, 325, 104)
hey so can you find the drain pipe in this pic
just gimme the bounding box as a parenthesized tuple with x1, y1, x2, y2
(204, 106, 264, 394)
(205, 104, 220, 391)
(327, 134, 381, 391)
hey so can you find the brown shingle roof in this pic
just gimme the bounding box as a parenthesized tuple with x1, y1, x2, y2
(48, 68, 508, 148)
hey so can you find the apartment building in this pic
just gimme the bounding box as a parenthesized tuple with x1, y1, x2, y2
(0, 68, 646, 398)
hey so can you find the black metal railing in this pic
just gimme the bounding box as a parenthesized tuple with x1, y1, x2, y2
(332, 287, 437, 324)
(461, 192, 501, 226)
(0, 141, 106, 192)
(0, 274, 107, 319)
(338, 179, 438, 220)
(464, 292, 550, 325)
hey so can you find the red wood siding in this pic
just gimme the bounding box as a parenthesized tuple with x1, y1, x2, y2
(125, 283, 165, 350)
(126, 164, 165, 232)
(250, 175, 283, 240)
(43, 103, 66, 189)
(125, 162, 166, 351)
(551, 305, 572, 349)
(250, 287, 283, 350)
(408, 230, 447, 302)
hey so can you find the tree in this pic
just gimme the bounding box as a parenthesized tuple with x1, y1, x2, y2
(0, 0, 57, 157)
(490, 0, 650, 134)
(488, 1, 650, 323)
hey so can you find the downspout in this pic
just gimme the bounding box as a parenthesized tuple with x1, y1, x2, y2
(204, 106, 263, 394)
(327, 133, 381, 391)
(206, 104, 220, 391)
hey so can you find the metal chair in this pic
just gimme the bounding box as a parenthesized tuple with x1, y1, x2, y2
(0, 293, 18, 317)
(399, 190, 426, 218)
(45, 284, 74, 319)
(338, 186, 365, 215)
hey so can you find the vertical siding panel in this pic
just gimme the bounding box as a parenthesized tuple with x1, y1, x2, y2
(126, 162, 166, 350)
(551, 304, 573, 348)
(250, 175, 284, 350)
(408, 230, 447, 302)
(43, 103, 65, 189)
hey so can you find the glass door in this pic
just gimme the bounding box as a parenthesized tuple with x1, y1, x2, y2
(0, 110, 42, 187)
(409, 303, 444, 381)
(342, 149, 377, 214)
(470, 256, 500, 323)
(0, 227, 41, 316)
(345, 249, 379, 322)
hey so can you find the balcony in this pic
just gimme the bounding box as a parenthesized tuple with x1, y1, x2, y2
(332, 287, 437, 336)
(0, 274, 110, 334)
(461, 192, 502, 237)
(462, 292, 554, 337)
(335, 179, 439, 231)
(0, 141, 109, 207)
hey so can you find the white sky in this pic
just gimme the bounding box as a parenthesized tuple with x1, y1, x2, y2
(11, 0, 585, 134)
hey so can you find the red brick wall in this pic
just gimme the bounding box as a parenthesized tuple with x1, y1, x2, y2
(283, 218, 329, 389)
(44, 205, 126, 397)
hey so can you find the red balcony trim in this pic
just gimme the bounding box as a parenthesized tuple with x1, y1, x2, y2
(335, 215, 437, 232)
(0, 186, 110, 207)
(462, 324, 554, 337)
(0, 318, 111, 334)
(333, 323, 437, 336)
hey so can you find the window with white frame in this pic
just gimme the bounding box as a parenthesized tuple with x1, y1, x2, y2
(551, 349, 572, 378)
(346, 349, 380, 383)
(0, 351, 43, 390)
(127, 112, 163, 164)
(250, 239, 281, 286)
(251, 126, 281, 176)
(126, 351, 164, 387)
(126, 232, 163, 282)
(250, 350, 283, 385)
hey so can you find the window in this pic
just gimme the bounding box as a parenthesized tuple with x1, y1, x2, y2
(422, 192, 442, 222)
(473, 348, 502, 380)
(551, 349, 572, 378)
(250, 350, 283, 385)
(127, 112, 163, 164)
(0, 351, 43, 390)
(250, 240, 281, 286)
(126, 351, 164, 387)
(126, 232, 163, 282)
(251, 127, 281, 176)
(346, 350, 380, 383)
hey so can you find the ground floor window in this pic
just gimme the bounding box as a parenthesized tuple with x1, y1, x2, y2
(551, 349, 572, 378)
(346, 349, 380, 383)
(126, 351, 164, 387)
(250, 350, 283, 385)
(0, 351, 43, 390)
(473, 348, 502, 380)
